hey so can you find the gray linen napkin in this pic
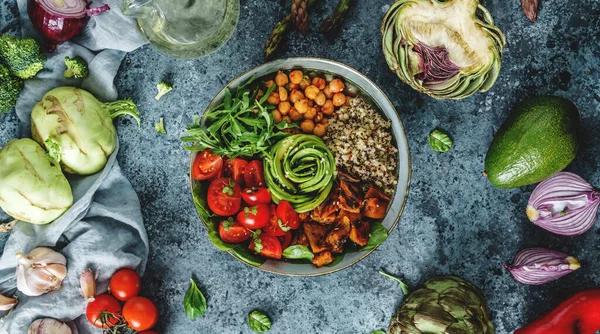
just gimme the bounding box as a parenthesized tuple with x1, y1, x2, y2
(0, 0, 149, 332)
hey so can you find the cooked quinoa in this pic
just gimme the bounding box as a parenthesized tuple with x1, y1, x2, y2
(324, 96, 399, 195)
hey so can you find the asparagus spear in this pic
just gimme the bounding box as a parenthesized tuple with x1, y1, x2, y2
(264, 0, 317, 60)
(291, 0, 309, 36)
(319, 0, 352, 33)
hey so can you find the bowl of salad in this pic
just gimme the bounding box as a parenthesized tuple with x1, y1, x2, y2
(184, 58, 411, 276)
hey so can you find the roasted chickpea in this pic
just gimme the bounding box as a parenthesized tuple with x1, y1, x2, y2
(282, 115, 292, 124)
(267, 92, 280, 105)
(275, 71, 289, 86)
(315, 92, 326, 106)
(329, 79, 345, 93)
(304, 85, 320, 100)
(289, 70, 304, 84)
(314, 111, 324, 123)
(322, 100, 334, 115)
(313, 123, 327, 137)
(265, 80, 275, 88)
(307, 99, 314, 107)
(289, 108, 303, 121)
(332, 93, 346, 107)
(294, 99, 309, 114)
(278, 101, 291, 115)
(312, 77, 326, 90)
(300, 120, 315, 133)
(290, 89, 305, 103)
(323, 85, 333, 99)
(304, 107, 317, 120)
(319, 117, 328, 125)
(273, 110, 282, 123)
(289, 83, 298, 90)
(278, 86, 288, 102)
(256, 89, 265, 100)
(299, 76, 310, 90)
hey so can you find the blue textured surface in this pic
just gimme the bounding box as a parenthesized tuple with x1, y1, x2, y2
(1, 0, 600, 333)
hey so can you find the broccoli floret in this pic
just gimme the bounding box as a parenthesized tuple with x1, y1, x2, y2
(155, 117, 167, 134)
(0, 34, 45, 79)
(0, 64, 23, 114)
(155, 81, 173, 101)
(64, 56, 89, 79)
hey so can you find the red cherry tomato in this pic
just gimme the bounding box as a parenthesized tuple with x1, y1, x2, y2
(244, 160, 265, 188)
(109, 268, 141, 302)
(122, 296, 159, 331)
(236, 204, 270, 230)
(138, 332, 159, 334)
(249, 232, 282, 259)
(86, 294, 121, 329)
(263, 204, 287, 237)
(221, 158, 233, 178)
(207, 178, 242, 216)
(278, 231, 293, 249)
(230, 158, 248, 186)
(241, 187, 271, 206)
(276, 200, 300, 230)
(218, 219, 251, 243)
(191, 149, 223, 181)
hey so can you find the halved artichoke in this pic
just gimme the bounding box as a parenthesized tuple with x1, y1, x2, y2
(381, 0, 505, 99)
(0, 138, 73, 224)
(389, 276, 495, 333)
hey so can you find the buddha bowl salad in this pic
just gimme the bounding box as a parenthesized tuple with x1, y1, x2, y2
(182, 70, 399, 267)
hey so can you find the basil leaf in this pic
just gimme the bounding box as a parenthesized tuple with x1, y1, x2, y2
(282, 245, 314, 260)
(371, 331, 386, 334)
(325, 254, 345, 267)
(361, 222, 389, 251)
(248, 310, 272, 333)
(184, 278, 207, 319)
(428, 129, 453, 152)
(379, 270, 410, 294)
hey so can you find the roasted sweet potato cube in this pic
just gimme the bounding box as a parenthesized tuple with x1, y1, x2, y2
(337, 210, 362, 223)
(363, 197, 388, 219)
(326, 216, 351, 253)
(338, 178, 363, 213)
(303, 222, 331, 253)
(349, 220, 370, 246)
(292, 226, 309, 247)
(365, 186, 391, 201)
(312, 251, 334, 267)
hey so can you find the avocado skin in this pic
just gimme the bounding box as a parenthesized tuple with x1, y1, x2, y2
(485, 95, 580, 188)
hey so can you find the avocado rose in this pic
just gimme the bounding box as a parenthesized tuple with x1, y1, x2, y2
(0, 138, 73, 224)
(264, 134, 336, 212)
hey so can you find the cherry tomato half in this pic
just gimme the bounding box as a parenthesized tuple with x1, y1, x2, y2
(138, 332, 159, 334)
(236, 204, 270, 230)
(230, 158, 248, 187)
(221, 158, 233, 178)
(276, 200, 300, 230)
(207, 178, 242, 216)
(249, 232, 282, 259)
(109, 268, 141, 302)
(86, 294, 121, 329)
(219, 219, 251, 243)
(278, 231, 293, 249)
(191, 149, 223, 181)
(244, 160, 265, 188)
(241, 187, 271, 206)
(263, 204, 287, 237)
(122, 296, 159, 331)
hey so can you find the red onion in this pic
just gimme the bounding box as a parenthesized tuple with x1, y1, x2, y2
(28, 0, 110, 50)
(503, 248, 580, 285)
(526, 172, 600, 236)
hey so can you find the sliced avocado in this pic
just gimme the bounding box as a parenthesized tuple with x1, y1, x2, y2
(485, 95, 579, 188)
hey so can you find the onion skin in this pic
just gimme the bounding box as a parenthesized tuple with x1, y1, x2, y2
(503, 248, 580, 285)
(527, 172, 600, 236)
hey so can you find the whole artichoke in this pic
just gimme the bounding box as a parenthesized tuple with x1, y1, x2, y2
(389, 276, 495, 334)
(381, 0, 505, 99)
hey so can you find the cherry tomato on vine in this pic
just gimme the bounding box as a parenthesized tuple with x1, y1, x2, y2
(122, 296, 159, 331)
(241, 187, 271, 206)
(109, 268, 141, 302)
(249, 233, 282, 259)
(86, 294, 121, 329)
(230, 158, 248, 186)
(276, 200, 300, 230)
(236, 204, 270, 230)
(191, 149, 223, 181)
(244, 160, 265, 188)
(207, 178, 242, 216)
(218, 219, 251, 243)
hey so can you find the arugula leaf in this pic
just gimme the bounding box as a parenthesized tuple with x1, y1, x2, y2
(371, 330, 386, 334)
(248, 310, 272, 333)
(379, 270, 410, 294)
(282, 245, 314, 260)
(361, 222, 389, 251)
(428, 129, 453, 152)
(184, 278, 207, 319)
(154, 117, 167, 134)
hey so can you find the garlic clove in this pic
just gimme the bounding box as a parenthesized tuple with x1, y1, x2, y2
(15, 247, 67, 296)
(503, 248, 580, 285)
(80, 269, 96, 302)
(28, 318, 72, 334)
(0, 294, 17, 311)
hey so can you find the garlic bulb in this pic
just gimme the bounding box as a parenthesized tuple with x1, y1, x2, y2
(28, 318, 72, 334)
(16, 247, 67, 296)
(80, 269, 96, 302)
(0, 293, 17, 311)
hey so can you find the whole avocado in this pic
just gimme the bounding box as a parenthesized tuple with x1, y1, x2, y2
(485, 95, 579, 188)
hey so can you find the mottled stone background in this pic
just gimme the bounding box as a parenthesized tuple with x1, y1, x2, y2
(1, 0, 600, 333)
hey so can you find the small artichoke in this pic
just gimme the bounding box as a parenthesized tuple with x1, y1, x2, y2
(381, 0, 505, 99)
(389, 276, 495, 334)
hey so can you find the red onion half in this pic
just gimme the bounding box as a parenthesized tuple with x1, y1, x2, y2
(503, 248, 580, 285)
(526, 172, 600, 236)
(28, 0, 110, 50)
